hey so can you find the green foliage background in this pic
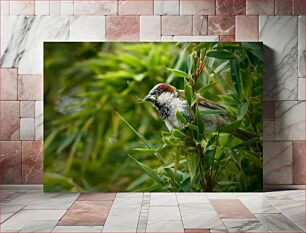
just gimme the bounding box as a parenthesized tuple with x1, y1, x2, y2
(44, 42, 263, 192)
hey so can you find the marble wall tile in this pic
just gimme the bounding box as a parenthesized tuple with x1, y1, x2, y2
(35, 101, 43, 140)
(35, 1, 50, 15)
(259, 16, 298, 100)
(275, 0, 293, 15)
(18, 75, 43, 100)
(10, 0, 35, 15)
(219, 35, 235, 42)
(293, 0, 305, 15)
(275, 101, 305, 140)
(0, 141, 22, 184)
(22, 141, 43, 184)
(74, 1, 117, 15)
(20, 118, 35, 140)
(119, 0, 153, 15)
(20, 101, 35, 118)
(208, 16, 235, 35)
(263, 120, 275, 141)
(263, 141, 293, 184)
(1, 16, 70, 74)
(106, 16, 139, 41)
(70, 16, 106, 41)
(180, 0, 215, 15)
(193, 16, 208, 35)
(216, 0, 246, 15)
(0, 101, 20, 140)
(0, 68, 18, 100)
(162, 16, 192, 36)
(246, 0, 274, 15)
(293, 140, 305, 184)
(235, 15, 258, 41)
(298, 16, 305, 78)
(1, 0, 10, 15)
(50, 1, 61, 15)
(171, 36, 219, 42)
(61, 1, 74, 15)
(140, 16, 161, 41)
(298, 78, 305, 100)
(154, 0, 179, 15)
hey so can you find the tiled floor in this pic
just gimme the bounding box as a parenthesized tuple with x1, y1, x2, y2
(0, 188, 304, 232)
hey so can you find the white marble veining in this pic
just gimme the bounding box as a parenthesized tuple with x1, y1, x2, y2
(20, 220, 58, 232)
(176, 193, 210, 204)
(1, 0, 10, 15)
(70, 16, 106, 41)
(223, 219, 268, 232)
(263, 120, 275, 140)
(61, 1, 74, 16)
(102, 193, 143, 232)
(1, 209, 66, 232)
(150, 193, 177, 206)
(35, 101, 43, 140)
(20, 118, 35, 140)
(238, 196, 279, 214)
(256, 213, 303, 232)
(298, 16, 305, 78)
(146, 220, 184, 233)
(1, 16, 70, 75)
(148, 206, 181, 221)
(1, 204, 25, 223)
(6, 191, 79, 210)
(263, 141, 293, 184)
(298, 78, 305, 100)
(35, 1, 50, 15)
(259, 16, 298, 100)
(154, 0, 179, 15)
(275, 101, 305, 140)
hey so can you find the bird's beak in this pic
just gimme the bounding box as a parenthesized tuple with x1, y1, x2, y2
(144, 94, 156, 102)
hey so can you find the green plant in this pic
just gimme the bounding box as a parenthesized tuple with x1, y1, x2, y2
(119, 42, 263, 192)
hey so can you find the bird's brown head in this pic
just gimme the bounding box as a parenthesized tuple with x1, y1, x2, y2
(144, 83, 176, 102)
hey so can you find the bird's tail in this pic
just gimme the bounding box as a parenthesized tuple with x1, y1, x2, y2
(232, 128, 258, 141)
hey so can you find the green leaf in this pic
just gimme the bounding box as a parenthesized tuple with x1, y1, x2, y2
(116, 112, 152, 148)
(176, 110, 187, 124)
(166, 67, 190, 79)
(195, 108, 204, 134)
(220, 120, 242, 133)
(184, 80, 193, 105)
(133, 148, 157, 152)
(188, 123, 199, 132)
(200, 109, 226, 115)
(172, 129, 188, 139)
(237, 102, 249, 120)
(127, 154, 163, 185)
(230, 59, 241, 95)
(206, 50, 237, 60)
(187, 54, 193, 75)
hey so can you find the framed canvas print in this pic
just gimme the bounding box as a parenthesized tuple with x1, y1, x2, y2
(44, 42, 263, 192)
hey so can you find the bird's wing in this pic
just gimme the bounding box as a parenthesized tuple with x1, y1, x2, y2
(178, 90, 226, 111)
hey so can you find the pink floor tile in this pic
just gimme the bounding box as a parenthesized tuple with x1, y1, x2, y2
(58, 200, 113, 226)
(210, 199, 256, 219)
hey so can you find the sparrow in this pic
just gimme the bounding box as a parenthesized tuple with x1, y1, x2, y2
(144, 83, 255, 140)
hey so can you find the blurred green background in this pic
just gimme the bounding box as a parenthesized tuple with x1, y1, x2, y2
(44, 42, 263, 192)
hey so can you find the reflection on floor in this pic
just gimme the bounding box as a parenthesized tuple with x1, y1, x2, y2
(0, 188, 304, 232)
